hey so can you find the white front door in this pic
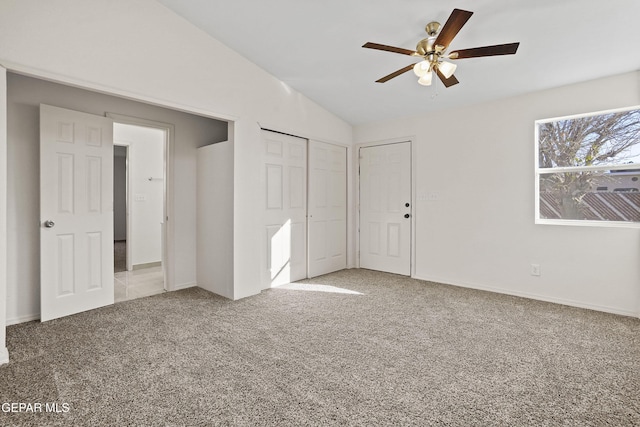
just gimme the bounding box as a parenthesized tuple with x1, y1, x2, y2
(261, 130, 307, 288)
(359, 142, 411, 275)
(308, 140, 347, 278)
(40, 104, 114, 321)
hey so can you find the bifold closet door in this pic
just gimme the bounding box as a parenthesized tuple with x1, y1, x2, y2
(261, 130, 307, 288)
(308, 141, 347, 278)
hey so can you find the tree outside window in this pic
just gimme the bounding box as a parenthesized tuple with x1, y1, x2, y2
(535, 107, 640, 225)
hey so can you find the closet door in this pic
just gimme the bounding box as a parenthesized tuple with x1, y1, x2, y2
(261, 130, 307, 288)
(308, 141, 347, 278)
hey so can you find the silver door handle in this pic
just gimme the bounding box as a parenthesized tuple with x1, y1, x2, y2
(43, 220, 55, 228)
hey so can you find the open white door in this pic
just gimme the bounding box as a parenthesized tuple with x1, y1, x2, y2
(308, 140, 347, 277)
(261, 130, 307, 288)
(40, 104, 114, 321)
(359, 142, 411, 276)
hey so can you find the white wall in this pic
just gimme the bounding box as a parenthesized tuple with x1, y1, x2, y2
(197, 141, 234, 299)
(355, 71, 640, 317)
(0, 0, 352, 330)
(0, 66, 8, 365)
(114, 123, 164, 267)
(6, 73, 228, 324)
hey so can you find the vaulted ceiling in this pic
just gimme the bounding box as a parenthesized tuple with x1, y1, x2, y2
(157, 0, 640, 125)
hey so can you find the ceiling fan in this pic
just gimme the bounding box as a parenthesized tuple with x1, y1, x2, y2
(362, 8, 520, 87)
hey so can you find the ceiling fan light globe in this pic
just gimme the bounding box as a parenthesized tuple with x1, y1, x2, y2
(418, 71, 433, 86)
(413, 60, 430, 77)
(438, 61, 457, 79)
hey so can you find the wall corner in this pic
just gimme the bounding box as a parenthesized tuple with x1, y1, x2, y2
(0, 65, 8, 364)
(0, 346, 8, 366)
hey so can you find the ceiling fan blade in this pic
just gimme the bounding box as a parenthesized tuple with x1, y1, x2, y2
(436, 69, 459, 88)
(434, 8, 473, 50)
(449, 42, 520, 59)
(376, 64, 415, 83)
(363, 42, 417, 56)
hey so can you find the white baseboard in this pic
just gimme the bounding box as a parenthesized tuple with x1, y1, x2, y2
(7, 283, 198, 325)
(133, 261, 162, 270)
(0, 346, 9, 366)
(7, 313, 39, 326)
(172, 282, 196, 291)
(412, 274, 639, 318)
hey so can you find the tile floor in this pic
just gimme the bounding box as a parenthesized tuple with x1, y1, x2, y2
(114, 266, 166, 303)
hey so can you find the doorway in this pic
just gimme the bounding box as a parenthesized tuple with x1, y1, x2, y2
(113, 121, 168, 302)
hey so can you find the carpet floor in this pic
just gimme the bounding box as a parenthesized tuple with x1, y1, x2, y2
(1, 269, 639, 426)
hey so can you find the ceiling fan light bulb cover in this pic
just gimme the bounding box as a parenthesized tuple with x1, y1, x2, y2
(418, 71, 433, 86)
(438, 61, 457, 79)
(413, 60, 430, 77)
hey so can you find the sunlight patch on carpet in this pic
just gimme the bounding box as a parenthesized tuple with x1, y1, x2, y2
(274, 283, 362, 295)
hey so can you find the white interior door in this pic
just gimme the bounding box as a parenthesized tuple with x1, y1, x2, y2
(40, 104, 114, 321)
(261, 130, 307, 288)
(308, 140, 347, 277)
(359, 142, 411, 275)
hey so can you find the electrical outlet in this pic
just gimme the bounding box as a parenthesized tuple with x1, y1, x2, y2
(531, 264, 541, 276)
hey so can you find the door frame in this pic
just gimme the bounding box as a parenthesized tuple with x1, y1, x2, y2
(108, 113, 174, 291)
(355, 137, 416, 277)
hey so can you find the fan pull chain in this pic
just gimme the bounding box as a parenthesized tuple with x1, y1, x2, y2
(431, 73, 440, 99)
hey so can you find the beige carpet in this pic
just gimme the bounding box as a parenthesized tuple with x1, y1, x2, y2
(1, 269, 639, 426)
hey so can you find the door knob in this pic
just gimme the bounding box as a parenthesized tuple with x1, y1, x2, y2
(44, 220, 55, 228)
(404, 214, 410, 218)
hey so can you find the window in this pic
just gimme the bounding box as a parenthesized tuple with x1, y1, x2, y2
(535, 106, 640, 226)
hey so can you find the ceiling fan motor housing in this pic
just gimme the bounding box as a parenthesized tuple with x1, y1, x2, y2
(416, 38, 431, 56)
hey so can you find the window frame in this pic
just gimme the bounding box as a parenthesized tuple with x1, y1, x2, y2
(534, 105, 640, 228)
